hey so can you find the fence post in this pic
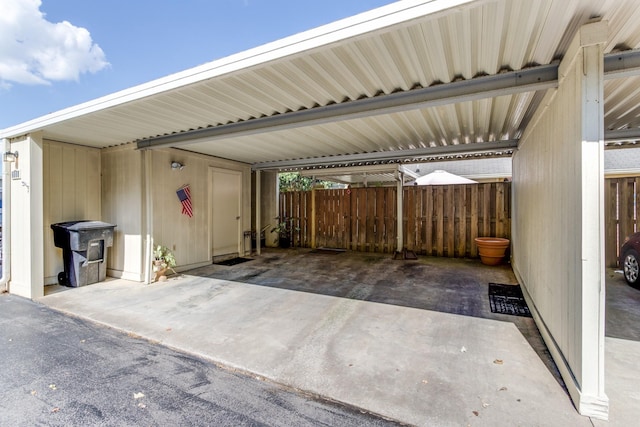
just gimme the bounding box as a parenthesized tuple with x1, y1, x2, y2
(256, 170, 261, 255)
(311, 188, 316, 249)
(396, 172, 404, 253)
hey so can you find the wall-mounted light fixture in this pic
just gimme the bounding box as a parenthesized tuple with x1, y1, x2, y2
(4, 151, 18, 163)
(171, 161, 184, 171)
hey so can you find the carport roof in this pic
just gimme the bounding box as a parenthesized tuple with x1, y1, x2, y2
(3, 0, 640, 170)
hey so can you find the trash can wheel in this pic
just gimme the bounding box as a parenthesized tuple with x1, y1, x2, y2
(58, 272, 68, 286)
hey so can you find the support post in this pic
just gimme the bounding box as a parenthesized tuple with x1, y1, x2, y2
(396, 170, 404, 253)
(143, 150, 153, 284)
(311, 185, 317, 249)
(511, 21, 609, 420)
(256, 169, 261, 255)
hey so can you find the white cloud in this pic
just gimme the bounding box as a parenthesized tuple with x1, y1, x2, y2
(0, 0, 109, 87)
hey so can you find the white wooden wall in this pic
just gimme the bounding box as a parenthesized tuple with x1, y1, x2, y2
(149, 148, 251, 269)
(512, 23, 608, 419)
(9, 133, 44, 298)
(43, 140, 101, 285)
(101, 145, 145, 281)
(99, 145, 251, 280)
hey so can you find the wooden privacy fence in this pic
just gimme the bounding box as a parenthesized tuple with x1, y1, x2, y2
(605, 177, 640, 267)
(279, 182, 511, 258)
(404, 183, 510, 257)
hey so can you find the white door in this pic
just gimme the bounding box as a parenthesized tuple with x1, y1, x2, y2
(211, 168, 241, 257)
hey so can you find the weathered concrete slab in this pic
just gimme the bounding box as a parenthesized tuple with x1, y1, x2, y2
(592, 337, 640, 427)
(39, 273, 590, 426)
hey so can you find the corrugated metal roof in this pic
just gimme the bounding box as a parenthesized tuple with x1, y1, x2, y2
(604, 146, 640, 173)
(3, 0, 640, 168)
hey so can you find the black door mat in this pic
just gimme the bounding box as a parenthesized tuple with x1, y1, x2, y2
(214, 257, 254, 266)
(310, 248, 346, 254)
(488, 283, 532, 317)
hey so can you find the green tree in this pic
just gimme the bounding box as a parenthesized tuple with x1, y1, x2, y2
(278, 172, 330, 192)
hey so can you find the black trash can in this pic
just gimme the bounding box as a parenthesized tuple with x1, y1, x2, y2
(51, 220, 116, 287)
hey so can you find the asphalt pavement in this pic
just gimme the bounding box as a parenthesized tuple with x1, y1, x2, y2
(0, 293, 398, 426)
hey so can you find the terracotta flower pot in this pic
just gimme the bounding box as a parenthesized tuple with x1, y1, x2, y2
(474, 237, 510, 266)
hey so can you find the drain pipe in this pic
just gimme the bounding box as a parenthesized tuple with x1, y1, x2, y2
(1, 138, 11, 293)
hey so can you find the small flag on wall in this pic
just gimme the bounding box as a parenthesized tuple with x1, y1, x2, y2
(176, 185, 193, 217)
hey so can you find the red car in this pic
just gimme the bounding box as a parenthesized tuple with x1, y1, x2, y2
(620, 232, 640, 286)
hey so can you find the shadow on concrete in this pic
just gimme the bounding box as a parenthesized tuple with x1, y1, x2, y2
(605, 269, 640, 341)
(186, 248, 563, 386)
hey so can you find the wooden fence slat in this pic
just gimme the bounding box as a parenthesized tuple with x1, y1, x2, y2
(405, 187, 415, 251)
(456, 186, 466, 257)
(470, 185, 479, 257)
(448, 186, 456, 257)
(337, 190, 345, 248)
(417, 188, 425, 253)
(390, 188, 398, 252)
(357, 189, 367, 251)
(425, 187, 433, 256)
(495, 183, 505, 237)
(482, 185, 491, 237)
(620, 179, 632, 244)
(435, 187, 445, 256)
(604, 179, 618, 267)
(328, 190, 337, 248)
(351, 190, 359, 251)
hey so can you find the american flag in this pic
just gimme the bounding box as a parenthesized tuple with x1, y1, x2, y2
(176, 185, 193, 217)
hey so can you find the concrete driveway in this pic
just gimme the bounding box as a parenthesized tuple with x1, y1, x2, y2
(38, 249, 639, 426)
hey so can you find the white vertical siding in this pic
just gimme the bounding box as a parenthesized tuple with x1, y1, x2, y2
(9, 134, 44, 298)
(42, 140, 101, 284)
(101, 145, 144, 281)
(99, 145, 251, 281)
(150, 149, 209, 268)
(512, 23, 608, 419)
(149, 149, 251, 269)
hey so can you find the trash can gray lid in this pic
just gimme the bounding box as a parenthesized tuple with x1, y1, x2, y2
(58, 221, 116, 231)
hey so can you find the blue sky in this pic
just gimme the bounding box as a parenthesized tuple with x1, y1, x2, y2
(0, 0, 394, 129)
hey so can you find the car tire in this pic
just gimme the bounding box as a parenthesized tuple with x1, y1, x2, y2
(622, 248, 640, 286)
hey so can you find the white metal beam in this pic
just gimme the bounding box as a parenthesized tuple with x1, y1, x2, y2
(136, 49, 640, 157)
(604, 48, 640, 80)
(604, 128, 640, 141)
(253, 140, 518, 170)
(137, 65, 558, 150)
